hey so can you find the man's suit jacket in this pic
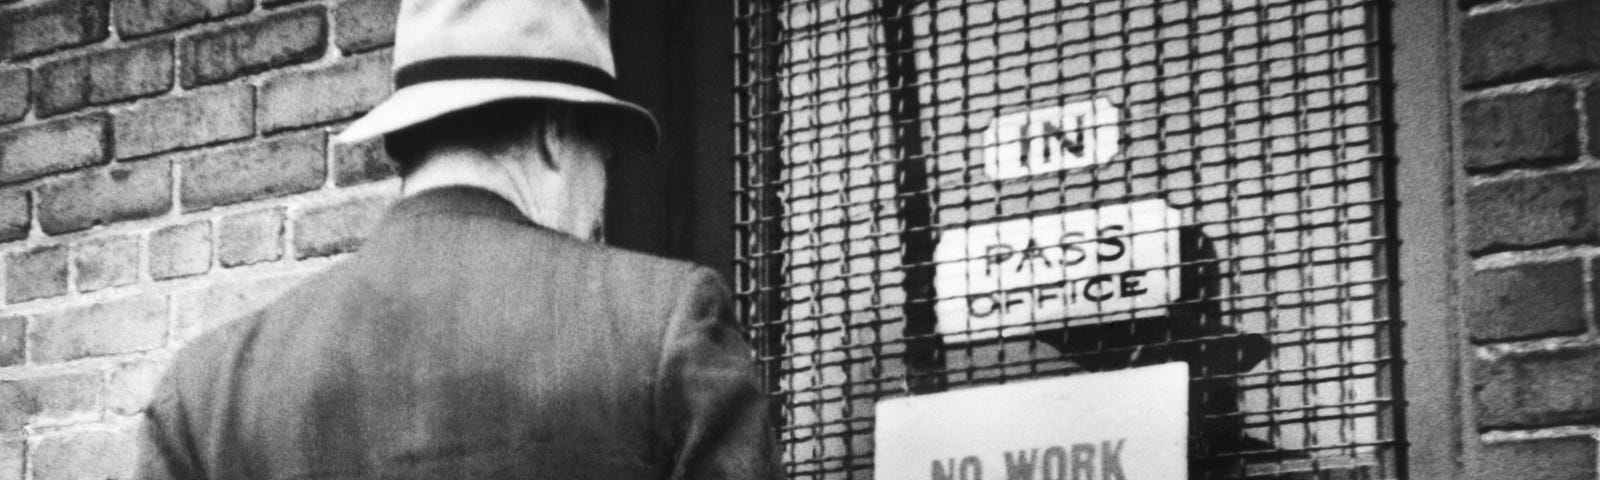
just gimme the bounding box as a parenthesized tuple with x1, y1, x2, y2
(138, 187, 777, 480)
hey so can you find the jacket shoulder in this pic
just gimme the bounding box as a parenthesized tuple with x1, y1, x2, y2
(584, 245, 730, 327)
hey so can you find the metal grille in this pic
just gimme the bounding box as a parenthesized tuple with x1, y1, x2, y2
(732, 0, 1400, 478)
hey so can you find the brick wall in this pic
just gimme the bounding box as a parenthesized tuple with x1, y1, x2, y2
(1458, 0, 1600, 477)
(5, 0, 1599, 478)
(0, 0, 400, 477)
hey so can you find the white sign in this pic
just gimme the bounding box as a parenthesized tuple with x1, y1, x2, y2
(983, 97, 1122, 180)
(933, 199, 1183, 343)
(875, 363, 1189, 480)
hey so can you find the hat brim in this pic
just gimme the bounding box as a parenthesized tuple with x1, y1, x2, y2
(335, 79, 659, 146)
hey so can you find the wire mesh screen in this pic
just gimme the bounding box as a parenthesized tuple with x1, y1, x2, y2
(732, 0, 1400, 478)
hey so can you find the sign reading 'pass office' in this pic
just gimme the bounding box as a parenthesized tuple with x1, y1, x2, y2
(874, 363, 1188, 480)
(933, 199, 1184, 343)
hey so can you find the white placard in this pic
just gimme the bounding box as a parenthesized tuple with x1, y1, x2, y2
(933, 199, 1183, 343)
(982, 97, 1122, 180)
(874, 363, 1189, 480)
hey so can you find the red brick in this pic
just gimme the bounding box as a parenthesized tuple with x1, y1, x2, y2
(72, 234, 138, 292)
(0, 384, 26, 430)
(333, 135, 395, 186)
(334, 0, 399, 53)
(150, 221, 210, 280)
(1461, 0, 1600, 88)
(1472, 437, 1598, 480)
(1587, 84, 1600, 158)
(105, 360, 160, 415)
(30, 430, 136, 480)
(6, 245, 66, 303)
(1462, 88, 1579, 171)
(0, 67, 27, 124)
(113, 0, 251, 37)
(1465, 259, 1588, 342)
(180, 131, 326, 211)
(0, 316, 21, 367)
(0, 188, 27, 243)
(293, 195, 389, 259)
(7, 373, 101, 425)
(0, 114, 109, 183)
(0, 438, 20, 480)
(259, 52, 391, 133)
(1464, 170, 1600, 253)
(219, 207, 284, 267)
(34, 40, 173, 117)
(1475, 346, 1600, 429)
(177, 7, 327, 87)
(173, 274, 304, 340)
(29, 294, 166, 363)
(37, 161, 171, 235)
(0, 0, 110, 59)
(112, 85, 253, 159)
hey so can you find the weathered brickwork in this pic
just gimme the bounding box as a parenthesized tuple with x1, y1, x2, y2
(72, 234, 139, 293)
(113, 0, 252, 38)
(0, 67, 29, 124)
(1459, 1, 1600, 478)
(34, 39, 173, 117)
(1464, 259, 1587, 342)
(259, 52, 391, 133)
(334, 0, 399, 53)
(179, 130, 327, 211)
(36, 160, 172, 235)
(1461, 86, 1579, 171)
(0, 2, 400, 477)
(0, 113, 109, 184)
(0, 0, 110, 60)
(1460, 0, 1600, 88)
(112, 85, 254, 159)
(177, 6, 326, 87)
(218, 207, 285, 267)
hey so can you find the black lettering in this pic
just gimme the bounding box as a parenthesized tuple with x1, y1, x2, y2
(1062, 114, 1087, 156)
(1017, 239, 1054, 272)
(1096, 226, 1126, 261)
(961, 455, 984, 480)
(1101, 440, 1126, 480)
(1041, 446, 1068, 480)
(1004, 449, 1039, 480)
(985, 244, 1015, 276)
(1036, 285, 1062, 306)
(969, 294, 999, 317)
(1022, 123, 1037, 166)
(933, 458, 957, 480)
(1119, 271, 1147, 297)
(1060, 232, 1087, 266)
(1041, 121, 1064, 164)
(1004, 290, 1028, 312)
(1083, 275, 1116, 302)
(1070, 443, 1096, 480)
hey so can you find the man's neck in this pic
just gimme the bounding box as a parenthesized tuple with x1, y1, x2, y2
(401, 150, 593, 240)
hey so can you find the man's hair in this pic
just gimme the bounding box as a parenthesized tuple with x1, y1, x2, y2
(383, 100, 554, 176)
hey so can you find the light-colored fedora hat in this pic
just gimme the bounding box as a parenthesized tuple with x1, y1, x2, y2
(336, 0, 657, 144)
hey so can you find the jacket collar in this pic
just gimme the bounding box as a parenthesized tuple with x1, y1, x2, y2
(386, 186, 542, 228)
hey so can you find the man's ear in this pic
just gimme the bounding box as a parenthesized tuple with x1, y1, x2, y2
(533, 106, 561, 171)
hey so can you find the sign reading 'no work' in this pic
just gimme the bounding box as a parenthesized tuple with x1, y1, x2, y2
(874, 362, 1189, 480)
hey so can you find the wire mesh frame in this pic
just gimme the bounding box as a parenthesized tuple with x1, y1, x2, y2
(732, 0, 1404, 479)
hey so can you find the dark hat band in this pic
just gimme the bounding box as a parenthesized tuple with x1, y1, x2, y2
(394, 57, 617, 95)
